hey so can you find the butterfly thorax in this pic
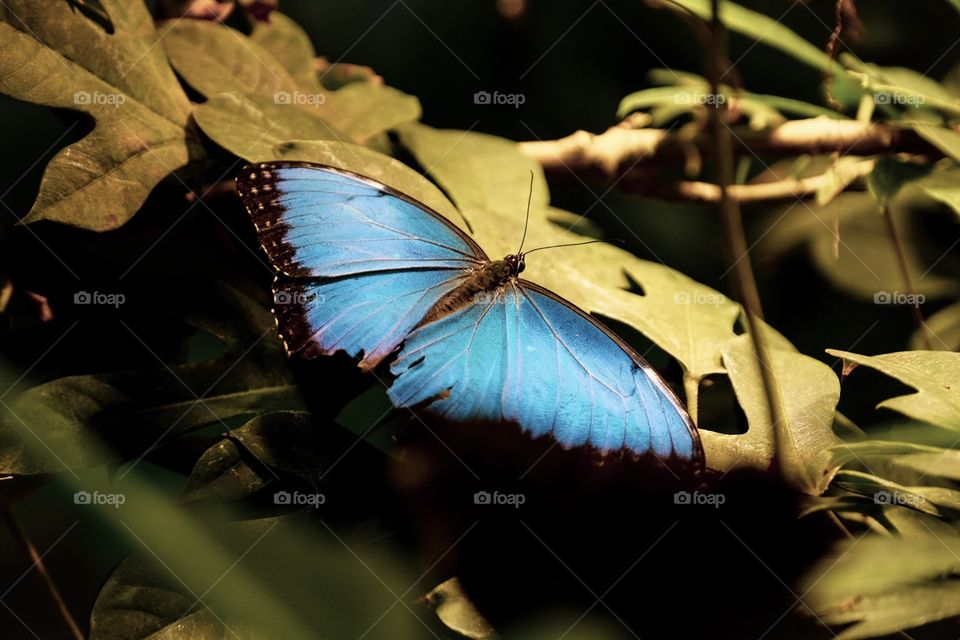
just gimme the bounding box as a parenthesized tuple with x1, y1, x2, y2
(417, 255, 524, 326)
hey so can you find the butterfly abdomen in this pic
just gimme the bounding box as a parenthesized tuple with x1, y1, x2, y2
(418, 259, 514, 326)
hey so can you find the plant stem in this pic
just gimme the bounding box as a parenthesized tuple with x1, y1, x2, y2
(706, 0, 792, 484)
(1, 506, 84, 640)
(882, 204, 932, 349)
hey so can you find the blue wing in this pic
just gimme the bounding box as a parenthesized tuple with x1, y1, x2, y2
(237, 162, 484, 369)
(237, 162, 485, 278)
(388, 281, 702, 463)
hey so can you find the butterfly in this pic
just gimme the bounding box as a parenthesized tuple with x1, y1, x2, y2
(236, 162, 703, 469)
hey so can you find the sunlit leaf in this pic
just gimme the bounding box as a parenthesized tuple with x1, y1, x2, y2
(0, 1, 201, 230)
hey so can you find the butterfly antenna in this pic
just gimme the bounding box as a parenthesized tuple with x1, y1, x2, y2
(522, 238, 624, 255)
(517, 171, 534, 255)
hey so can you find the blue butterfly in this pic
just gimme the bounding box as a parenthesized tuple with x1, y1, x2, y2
(236, 162, 702, 468)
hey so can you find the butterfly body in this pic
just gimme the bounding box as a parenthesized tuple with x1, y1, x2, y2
(237, 161, 703, 469)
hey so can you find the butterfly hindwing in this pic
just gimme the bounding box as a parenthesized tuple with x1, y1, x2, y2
(388, 281, 702, 463)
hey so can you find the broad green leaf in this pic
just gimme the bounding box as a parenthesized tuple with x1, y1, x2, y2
(0, 282, 304, 475)
(908, 167, 960, 219)
(803, 532, 960, 638)
(161, 18, 301, 98)
(759, 192, 959, 301)
(395, 122, 742, 383)
(670, 0, 834, 71)
(867, 156, 931, 205)
(0, 1, 201, 230)
(897, 450, 960, 481)
(193, 92, 344, 160)
(912, 123, 960, 163)
(827, 350, 960, 430)
(249, 12, 320, 89)
(719, 335, 841, 494)
(164, 20, 419, 144)
(90, 554, 230, 640)
(912, 300, 960, 350)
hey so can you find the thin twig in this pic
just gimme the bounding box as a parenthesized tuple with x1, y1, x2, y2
(1, 506, 84, 640)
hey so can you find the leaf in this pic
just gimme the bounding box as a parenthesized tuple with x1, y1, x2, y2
(759, 192, 959, 301)
(867, 156, 932, 205)
(90, 554, 231, 640)
(249, 11, 320, 89)
(832, 469, 940, 516)
(908, 167, 960, 219)
(669, 0, 834, 71)
(911, 300, 960, 350)
(803, 531, 960, 638)
(0, 1, 201, 230)
(827, 350, 960, 430)
(395, 122, 742, 383)
(164, 19, 419, 145)
(719, 335, 841, 494)
(0, 282, 304, 475)
(912, 124, 960, 162)
(422, 578, 496, 640)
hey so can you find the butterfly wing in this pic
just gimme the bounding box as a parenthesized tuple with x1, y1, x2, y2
(237, 162, 486, 369)
(388, 280, 702, 464)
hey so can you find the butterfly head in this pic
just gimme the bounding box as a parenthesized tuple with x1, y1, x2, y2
(504, 253, 526, 276)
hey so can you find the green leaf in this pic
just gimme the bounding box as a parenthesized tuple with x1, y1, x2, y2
(719, 335, 841, 494)
(912, 123, 960, 163)
(0, 282, 304, 475)
(759, 192, 959, 301)
(912, 300, 960, 350)
(249, 11, 320, 89)
(909, 166, 960, 219)
(827, 350, 960, 430)
(90, 554, 231, 640)
(669, 0, 834, 71)
(816, 157, 875, 207)
(395, 122, 742, 383)
(803, 531, 960, 638)
(867, 156, 931, 205)
(832, 469, 940, 515)
(0, 1, 201, 230)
